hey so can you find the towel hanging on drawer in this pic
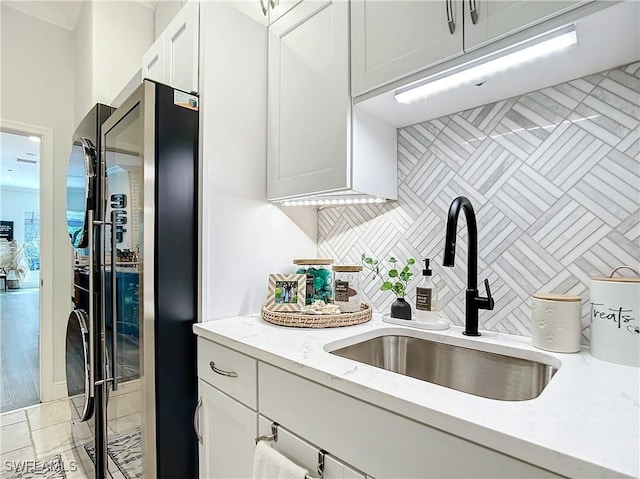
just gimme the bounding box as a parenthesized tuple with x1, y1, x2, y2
(253, 440, 317, 479)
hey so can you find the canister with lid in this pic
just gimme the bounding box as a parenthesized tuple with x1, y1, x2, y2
(590, 267, 640, 367)
(332, 265, 363, 313)
(531, 293, 582, 353)
(293, 259, 333, 305)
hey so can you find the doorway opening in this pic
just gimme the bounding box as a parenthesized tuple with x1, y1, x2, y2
(0, 130, 41, 412)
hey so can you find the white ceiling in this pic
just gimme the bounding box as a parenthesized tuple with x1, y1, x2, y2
(1, 0, 158, 31)
(0, 131, 41, 190)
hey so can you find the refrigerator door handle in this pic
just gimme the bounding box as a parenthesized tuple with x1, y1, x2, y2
(194, 396, 203, 444)
(110, 210, 119, 391)
(88, 210, 96, 398)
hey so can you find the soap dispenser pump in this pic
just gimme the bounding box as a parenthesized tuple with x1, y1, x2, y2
(415, 258, 438, 322)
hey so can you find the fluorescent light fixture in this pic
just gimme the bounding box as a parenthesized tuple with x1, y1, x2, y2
(28, 136, 41, 143)
(280, 197, 387, 207)
(395, 25, 577, 104)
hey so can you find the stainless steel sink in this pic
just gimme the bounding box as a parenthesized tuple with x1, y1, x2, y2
(329, 335, 557, 401)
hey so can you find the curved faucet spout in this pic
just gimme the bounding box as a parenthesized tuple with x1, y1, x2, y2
(442, 196, 493, 336)
(442, 196, 478, 289)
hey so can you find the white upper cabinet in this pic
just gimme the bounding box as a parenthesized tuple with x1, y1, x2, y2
(142, 37, 166, 84)
(165, 1, 199, 93)
(351, 0, 464, 98)
(464, 0, 591, 51)
(228, 0, 270, 26)
(351, 0, 591, 97)
(267, 0, 350, 200)
(267, 0, 397, 202)
(269, 0, 303, 23)
(142, 0, 199, 93)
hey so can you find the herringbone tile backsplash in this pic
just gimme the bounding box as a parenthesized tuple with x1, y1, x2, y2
(318, 62, 640, 341)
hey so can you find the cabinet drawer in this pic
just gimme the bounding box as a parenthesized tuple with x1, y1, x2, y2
(198, 338, 257, 409)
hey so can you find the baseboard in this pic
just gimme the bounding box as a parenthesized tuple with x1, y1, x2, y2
(51, 381, 68, 401)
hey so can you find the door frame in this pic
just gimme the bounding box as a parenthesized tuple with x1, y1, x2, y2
(0, 119, 55, 402)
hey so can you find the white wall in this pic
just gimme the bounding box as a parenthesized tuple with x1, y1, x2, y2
(0, 187, 39, 247)
(1, 5, 75, 396)
(199, 1, 317, 320)
(92, 2, 154, 108)
(74, 1, 94, 127)
(74, 1, 154, 127)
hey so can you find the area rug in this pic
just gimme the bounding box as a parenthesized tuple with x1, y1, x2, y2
(84, 427, 141, 479)
(2, 454, 66, 479)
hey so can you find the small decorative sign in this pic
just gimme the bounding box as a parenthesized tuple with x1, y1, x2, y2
(266, 274, 306, 312)
(0, 221, 13, 241)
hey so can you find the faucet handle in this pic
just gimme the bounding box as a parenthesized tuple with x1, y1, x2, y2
(478, 278, 495, 311)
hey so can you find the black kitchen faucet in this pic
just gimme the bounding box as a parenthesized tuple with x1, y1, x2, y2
(443, 196, 494, 336)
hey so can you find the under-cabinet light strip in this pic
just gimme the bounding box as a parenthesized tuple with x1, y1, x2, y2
(281, 197, 387, 207)
(395, 25, 577, 104)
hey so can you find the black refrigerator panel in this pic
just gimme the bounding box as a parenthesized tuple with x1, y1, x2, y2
(154, 82, 199, 479)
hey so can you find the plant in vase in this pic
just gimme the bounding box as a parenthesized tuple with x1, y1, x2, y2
(0, 239, 30, 289)
(361, 253, 416, 320)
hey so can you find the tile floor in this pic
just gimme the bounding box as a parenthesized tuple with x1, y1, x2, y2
(0, 381, 141, 479)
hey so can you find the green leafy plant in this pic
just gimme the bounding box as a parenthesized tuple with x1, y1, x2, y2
(361, 253, 416, 298)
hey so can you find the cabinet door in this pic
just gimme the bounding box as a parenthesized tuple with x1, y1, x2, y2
(228, 0, 270, 25)
(464, 0, 590, 51)
(258, 416, 366, 479)
(142, 36, 166, 83)
(351, 0, 464, 97)
(269, 0, 302, 24)
(199, 380, 257, 479)
(267, 0, 350, 201)
(165, 0, 199, 93)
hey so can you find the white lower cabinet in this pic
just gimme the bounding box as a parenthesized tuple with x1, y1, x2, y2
(258, 363, 562, 479)
(198, 379, 257, 479)
(196, 339, 561, 478)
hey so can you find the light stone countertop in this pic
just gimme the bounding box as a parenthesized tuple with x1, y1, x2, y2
(193, 314, 639, 478)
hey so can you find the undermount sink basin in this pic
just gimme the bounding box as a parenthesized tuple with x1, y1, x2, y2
(328, 334, 557, 401)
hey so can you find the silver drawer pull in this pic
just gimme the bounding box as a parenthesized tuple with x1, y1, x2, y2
(193, 397, 203, 444)
(210, 361, 238, 378)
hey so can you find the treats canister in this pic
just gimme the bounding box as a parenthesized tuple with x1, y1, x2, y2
(531, 293, 582, 353)
(293, 259, 333, 305)
(332, 265, 363, 313)
(590, 268, 640, 367)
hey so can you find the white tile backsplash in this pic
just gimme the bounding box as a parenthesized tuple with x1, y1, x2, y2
(319, 62, 640, 341)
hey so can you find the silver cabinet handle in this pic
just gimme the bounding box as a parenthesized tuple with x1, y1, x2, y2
(469, 0, 478, 24)
(259, 0, 267, 16)
(194, 396, 203, 444)
(446, 0, 455, 34)
(209, 361, 238, 378)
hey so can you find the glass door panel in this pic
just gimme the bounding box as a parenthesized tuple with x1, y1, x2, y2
(103, 103, 143, 478)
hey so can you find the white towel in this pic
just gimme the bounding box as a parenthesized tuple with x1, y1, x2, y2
(252, 441, 310, 479)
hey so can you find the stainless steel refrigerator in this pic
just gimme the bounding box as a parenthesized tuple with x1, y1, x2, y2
(65, 80, 199, 479)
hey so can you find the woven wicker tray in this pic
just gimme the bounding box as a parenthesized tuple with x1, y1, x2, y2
(261, 303, 372, 328)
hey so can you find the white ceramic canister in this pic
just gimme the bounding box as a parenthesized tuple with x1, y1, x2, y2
(590, 270, 640, 367)
(531, 293, 582, 353)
